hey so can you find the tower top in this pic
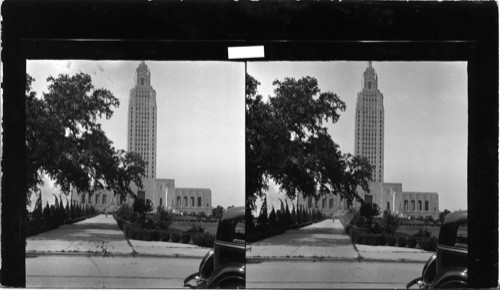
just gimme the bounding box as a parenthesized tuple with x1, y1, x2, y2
(362, 61, 378, 90)
(135, 61, 151, 87)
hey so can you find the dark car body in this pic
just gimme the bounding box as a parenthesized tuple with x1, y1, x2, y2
(407, 211, 467, 289)
(183, 206, 245, 289)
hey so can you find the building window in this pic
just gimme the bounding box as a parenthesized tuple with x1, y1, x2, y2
(191, 197, 194, 207)
(177, 196, 181, 205)
(103, 194, 107, 205)
(198, 197, 202, 207)
(387, 202, 390, 210)
(404, 200, 408, 211)
(322, 199, 326, 209)
(141, 78, 144, 85)
(184, 197, 188, 207)
(411, 200, 415, 211)
(96, 194, 99, 204)
(329, 199, 333, 209)
(160, 198, 162, 206)
(425, 201, 429, 211)
(418, 201, 422, 211)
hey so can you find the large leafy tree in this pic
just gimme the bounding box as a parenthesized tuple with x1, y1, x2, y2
(26, 73, 145, 203)
(246, 73, 373, 213)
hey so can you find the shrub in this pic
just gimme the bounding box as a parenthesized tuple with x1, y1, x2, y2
(418, 237, 438, 251)
(160, 231, 170, 242)
(186, 225, 205, 234)
(413, 229, 431, 238)
(387, 236, 397, 246)
(171, 233, 181, 243)
(369, 222, 383, 234)
(378, 234, 387, 246)
(180, 232, 191, 244)
(397, 236, 407, 247)
(192, 232, 215, 247)
(407, 236, 417, 248)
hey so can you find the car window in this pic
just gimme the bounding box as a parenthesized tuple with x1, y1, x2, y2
(455, 222, 467, 248)
(233, 220, 245, 244)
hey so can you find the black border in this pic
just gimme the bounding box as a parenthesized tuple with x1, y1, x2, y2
(2, 1, 498, 288)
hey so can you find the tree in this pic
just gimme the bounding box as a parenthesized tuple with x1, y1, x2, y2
(381, 210, 399, 234)
(133, 198, 153, 221)
(439, 209, 451, 222)
(257, 195, 268, 227)
(246, 73, 373, 214)
(359, 202, 380, 227)
(25, 73, 145, 204)
(211, 205, 225, 220)
(269, 207, 277, 226)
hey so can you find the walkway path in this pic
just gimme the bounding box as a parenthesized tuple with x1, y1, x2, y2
(26, 214, 208, 258)
(247, 219, 433, 263)
(247, 219, 360, 260)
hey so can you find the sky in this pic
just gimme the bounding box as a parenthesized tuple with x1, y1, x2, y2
(27, 60, 245, 208)
(248, 61, 467, 212)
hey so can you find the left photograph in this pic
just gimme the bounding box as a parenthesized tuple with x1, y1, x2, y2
(25, 60, 245, 288)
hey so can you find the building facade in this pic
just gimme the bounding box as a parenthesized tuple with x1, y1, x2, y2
(355, 61, 385, 183)
(72, 62, 212, 214)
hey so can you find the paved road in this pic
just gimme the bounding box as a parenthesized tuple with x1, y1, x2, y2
(246, 260, 423, 288)
(26, 255, 200, 288)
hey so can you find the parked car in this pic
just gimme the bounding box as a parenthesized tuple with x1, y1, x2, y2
(407, 210, 467, 289)
(183, 206, 245, 289)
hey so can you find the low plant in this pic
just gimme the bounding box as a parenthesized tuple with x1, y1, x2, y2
(180, 232, 191, 244)
(159, 231, 170, 242)
(397, 236, 407, 247)
(171, 232, 181, 243)
(192, 232, 215, 247)
(407, 236, 417, 248)
(387, 235, 397, 246)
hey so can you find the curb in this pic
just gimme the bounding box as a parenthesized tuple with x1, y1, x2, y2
(246, 255, 428, 264)
(26, 251, 206, 259)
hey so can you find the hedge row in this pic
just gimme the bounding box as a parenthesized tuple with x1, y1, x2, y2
(114, 214, 215, 247)
(247, 225, 286, 243)
(351, 231, 437, 251)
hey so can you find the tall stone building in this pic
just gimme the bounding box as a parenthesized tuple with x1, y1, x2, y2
(72, 62, 212, 215)
(128, 61, 157, 181)
(355, 61, 384, 184)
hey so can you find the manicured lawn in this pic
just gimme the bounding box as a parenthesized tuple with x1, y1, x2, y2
(395, 225, 440, 238)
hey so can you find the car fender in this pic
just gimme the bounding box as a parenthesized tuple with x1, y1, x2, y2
(206, 262, 245, 288)
(429, 266, 467, 288)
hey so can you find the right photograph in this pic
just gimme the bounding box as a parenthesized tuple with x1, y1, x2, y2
(245, 61, 467, 289)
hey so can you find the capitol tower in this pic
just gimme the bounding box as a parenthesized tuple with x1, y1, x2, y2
(354, 61, 385, 184)
(127, 61, 158, 189)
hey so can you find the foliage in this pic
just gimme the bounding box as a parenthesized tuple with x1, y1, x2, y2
(268, 207, 277, 226)
(359, 202, 380, 228)
(171, 233, 181, 243)
(387, 236, 397, 246)
(192, 232, 215, 248)
(186, 225, 205, 234)
(407, 236, 417, 248)
(133, 198, 153, 221)
(160, 231, 170, 242)
(245, 73, 373, 213)
(397, 236, 407, 247)
(413, 228, 432, 238)
(25, 73, 145, 204)
(211, 205, 225, 220)
(151, 206, 173, 232)
(257, 196, 268, 227)
(418, 237, 438, 251)
(115, 204, 135, 222)
(380, 210, 399, 234)
(180, 233, 191, 244)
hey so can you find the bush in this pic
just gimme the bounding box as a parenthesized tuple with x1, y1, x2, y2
(369, 222, 383, 234)
(413, 228, 432, 238)
(192, 232, 215, 247)
(171, 233, 181, 243)
(180, 232, 191, 244)
(186, 225, 205, 234)
(378, 234, 387, 246)
(387, 236, 397, 246)
(407, 236, 417, 248)
(397, 236, 407, 247)
(160, 231, 170, 242)
(418, 237, 438, 251)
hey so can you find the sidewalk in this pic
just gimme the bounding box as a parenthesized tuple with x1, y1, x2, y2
(26, 214, 208, 258)
(247, 219, 360, 261)
(247, 219, 433, 263)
